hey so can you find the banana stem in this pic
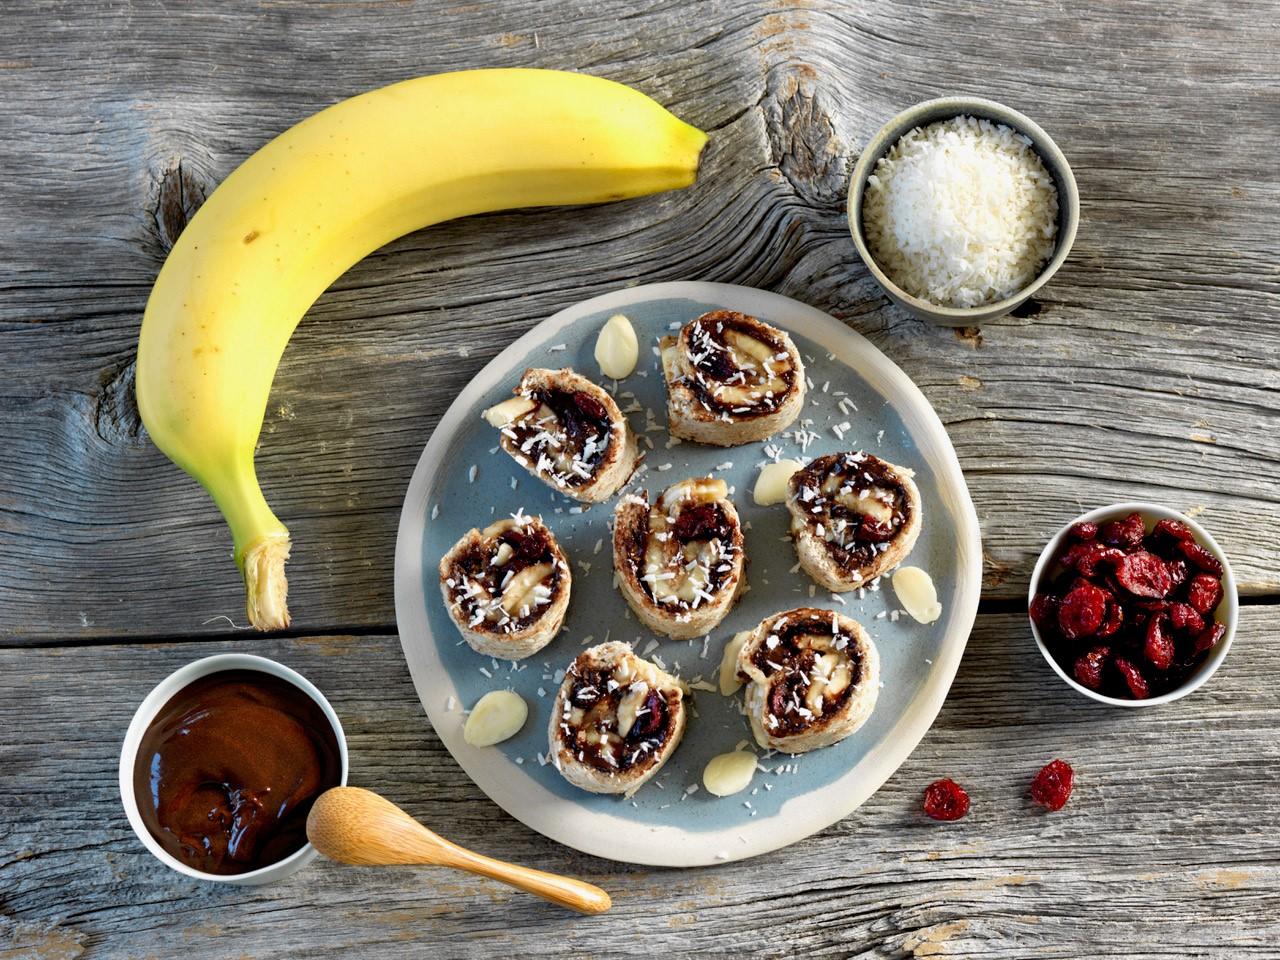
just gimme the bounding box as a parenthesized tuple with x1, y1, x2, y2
(242, 533, 292, 631)
(205, 458, 292, 631)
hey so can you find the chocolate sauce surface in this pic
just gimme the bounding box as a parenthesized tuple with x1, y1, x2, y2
(133, 669, 341, 875)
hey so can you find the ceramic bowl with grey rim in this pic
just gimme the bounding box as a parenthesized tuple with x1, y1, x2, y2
(846, 96, 1080, 327)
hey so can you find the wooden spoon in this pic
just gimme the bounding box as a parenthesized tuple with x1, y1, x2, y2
(305, 786, 611, 915)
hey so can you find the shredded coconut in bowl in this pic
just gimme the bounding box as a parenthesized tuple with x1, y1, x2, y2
(862, 115, 1059, 308)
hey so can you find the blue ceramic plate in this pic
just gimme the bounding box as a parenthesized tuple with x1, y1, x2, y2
(395, 282, 981, 866)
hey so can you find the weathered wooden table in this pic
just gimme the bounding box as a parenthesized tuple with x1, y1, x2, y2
(3, 1, 1278, 956)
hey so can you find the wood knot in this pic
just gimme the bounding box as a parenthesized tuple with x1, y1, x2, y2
(148, 159, 208, 255)
(762, 66, 848, 209)
(95, 358, 146, 446)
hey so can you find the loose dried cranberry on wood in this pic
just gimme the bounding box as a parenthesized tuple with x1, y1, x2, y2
(1193, 621, 1226, 654)
(1058, 584, 1109, 640)
(1186, 573, 1224, 615)
(1113, 656, 1150, 699)
(1176, 539, 1224, 576)
(922, 778, 970, 821)
(1144, 614, 1174, 670)
(1073, 645, 1111, 690)
(1115, 551, 1173, 599)
(1030, 759, 1075, 811)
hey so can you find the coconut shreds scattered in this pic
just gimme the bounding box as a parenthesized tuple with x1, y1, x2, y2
(863, 115, 1058, 308)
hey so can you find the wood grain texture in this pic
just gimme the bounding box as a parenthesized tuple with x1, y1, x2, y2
(2, 612, 1277, 959)
(1, 1, 1278, 956)
(0, 0, 1277, 641)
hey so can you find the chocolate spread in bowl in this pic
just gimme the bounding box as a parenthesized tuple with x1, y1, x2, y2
(132, 669, 342, 875)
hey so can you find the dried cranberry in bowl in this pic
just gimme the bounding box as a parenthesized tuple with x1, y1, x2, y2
(1030, 509, 1230, 702)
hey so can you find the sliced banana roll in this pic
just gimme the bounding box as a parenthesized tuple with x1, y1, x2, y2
(548, 641, 688, 795)
(438, 512, 571, 660)
(660, 310, 806, 446)
(736, 607, 880, 754)
(484, 367, 639, 502)
(613, 476, 745, 640)
(786, 451, 922, 592)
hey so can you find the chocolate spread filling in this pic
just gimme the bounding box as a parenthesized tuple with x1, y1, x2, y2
(681, 311, 795, 416)
(559, 662, 678, 773)
(514, 386, 614, 483)
(747, 611, 863, 735)
(791, 453, 911, 569)
(447, 523, 561, 632)
(503, 388, 615, 487)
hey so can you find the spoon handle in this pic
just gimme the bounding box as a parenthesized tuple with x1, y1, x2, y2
(433, 840, 612, 915)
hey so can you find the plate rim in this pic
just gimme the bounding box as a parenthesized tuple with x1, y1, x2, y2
(394, 281, 982, 867)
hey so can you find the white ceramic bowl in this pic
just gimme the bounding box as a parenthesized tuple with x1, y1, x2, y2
(1028, 502, 1237, 707)
(119, 653, 349, 884)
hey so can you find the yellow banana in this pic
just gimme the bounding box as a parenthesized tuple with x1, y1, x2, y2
(136, 69, 707, 631)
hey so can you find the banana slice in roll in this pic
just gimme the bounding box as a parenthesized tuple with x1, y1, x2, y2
(485, 367, 639, 502)
(786, 451, 922, 591)
(660, 310, 806, 446)
(736, 607, 880, 753)
(438, 513, 571, 660)
(548, 642, 688, 795)
(612, 476, 745, 640)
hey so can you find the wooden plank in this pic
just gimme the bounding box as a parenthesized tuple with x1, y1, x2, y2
(1, 3, 1277, 636)
(1, 610, 1277, 958)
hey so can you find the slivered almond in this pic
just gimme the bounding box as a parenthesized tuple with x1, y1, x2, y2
(463, 690, 528, 747)
(594, 313, 639, 379)
(703, 749, 757, 797)
(893, 566, 943, 624)
(754, 459, 803, 505)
